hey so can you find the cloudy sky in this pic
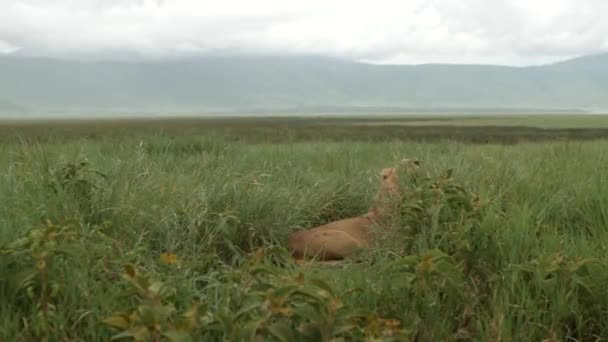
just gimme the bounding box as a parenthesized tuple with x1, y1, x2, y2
(0, 0, 607, 66)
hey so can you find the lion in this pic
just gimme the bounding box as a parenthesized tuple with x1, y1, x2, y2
(287, 214, 376, 261)
(287, 158, 421, 262)
(370, 158, 421, 221)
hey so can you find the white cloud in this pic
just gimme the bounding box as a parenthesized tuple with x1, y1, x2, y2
(0, 0, 606, 65)
(0, 40, 20, 54)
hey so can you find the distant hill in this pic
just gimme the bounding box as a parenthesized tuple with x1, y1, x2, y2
(0, 53, 607, 113)
(0, 99, 26, 113)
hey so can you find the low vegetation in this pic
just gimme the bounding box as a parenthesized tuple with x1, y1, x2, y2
(2, 117, 608, 341)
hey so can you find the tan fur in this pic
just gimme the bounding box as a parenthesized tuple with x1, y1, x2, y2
(287, 160, 420, 262)
(367, 158, 421, 226)
(287, 214, 375, 261)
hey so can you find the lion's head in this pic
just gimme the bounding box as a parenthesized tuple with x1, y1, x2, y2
(380, 167, 399, 194)
(377, 158, 421, 194)
(370, 158, 422, 219)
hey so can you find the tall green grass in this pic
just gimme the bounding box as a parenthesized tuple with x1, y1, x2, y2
(2, 130, 608, 341)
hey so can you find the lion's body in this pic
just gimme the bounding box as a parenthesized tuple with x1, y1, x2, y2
(287, 159, 420, 262)
(287, 214, 375, 261)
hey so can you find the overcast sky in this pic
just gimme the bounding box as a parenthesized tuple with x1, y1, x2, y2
(0, 0, 607, 66)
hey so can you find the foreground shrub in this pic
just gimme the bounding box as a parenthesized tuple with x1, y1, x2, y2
(103, 247, 410, 341)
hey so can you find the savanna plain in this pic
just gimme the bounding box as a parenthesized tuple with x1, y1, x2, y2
(3, 114, 608, 341)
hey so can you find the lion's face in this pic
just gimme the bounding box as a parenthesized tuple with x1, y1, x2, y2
(380, 157, 420, 191)
(374, 158, 422, 205)
(380, 167, 399, 194)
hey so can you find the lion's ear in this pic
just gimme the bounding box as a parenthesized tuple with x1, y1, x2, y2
(413, 159, 421, 166)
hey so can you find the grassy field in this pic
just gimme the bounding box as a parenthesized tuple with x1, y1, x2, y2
(2, 115, 608, 341)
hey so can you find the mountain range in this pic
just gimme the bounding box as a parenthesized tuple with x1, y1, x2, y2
(0, 53, 607, 114)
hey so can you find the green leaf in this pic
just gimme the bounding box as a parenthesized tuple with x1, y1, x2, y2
(148, 281, 167, 297)
(182, 304, 201, 330)
(123, 264, 137, 280)
(308, 278, 335, 296)
(249, 264, 280, 277)
(102, 315, 131, 330)
(111, 326, 150, 341)
(507, 263, 536, 274)
(567, 258, 600, 274)
(332, 323, 357, 336)
(291, 288, 329, 303)
(292, 304, 320, 321)
(4, 237, 32, 252)
(136, 304, 175, 326)
(163, 330, 194, 342)
(271, 285, 299, 299)
(238, 319, 266, 342)
(572, 274, 595, 295)
(329, 337, 346, 342)
(268, 321, 297, 342)
(235, 304, 263, 320)
(9, 267, 37, 295)
(110, 330, 135, 341)
(392, 256, 420, 268)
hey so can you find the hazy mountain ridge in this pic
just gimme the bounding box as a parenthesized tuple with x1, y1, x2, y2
(0, 53, 607, 114)
(0, 99, 25, 112)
